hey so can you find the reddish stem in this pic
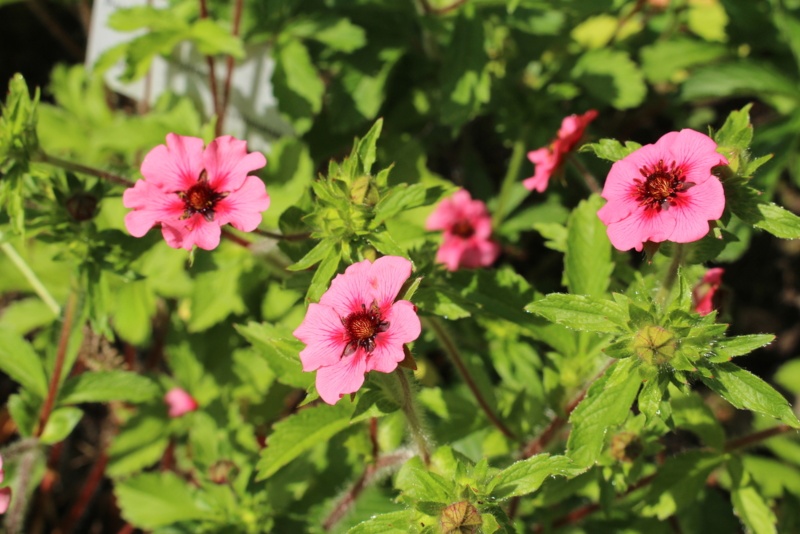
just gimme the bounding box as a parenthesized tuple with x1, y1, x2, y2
(220, 227, 253, 248)
(60, 452, 109, 533)
(36, 292, 78, 437)
(198, 0, 221, 132)
(254, 229, 312, 242)
(38, 152, 134, 187)
(218, 0, 244, 134)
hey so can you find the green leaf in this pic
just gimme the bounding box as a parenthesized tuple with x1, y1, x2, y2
(487, 455, 580, 499)
(113, 280, 156, 345)
(752, 203, 800, 239)
(371, 184, 449, 229)
(729, 457, 778, 534)
(188, 19, 244, 58)
(188, 258, 247, 332)
(567, 359, 641, 467)
(640, 38, 727, 83)
(395, 455, 452, 503)
(710, 334, 775, 361)
(440, 12, 491, 127)
(39, 406, 83, 445)
(288, 238, 335, 271)
(572, 49, 647, 110)
(671, 391, 725, 449)
(525, 294, 627, 333)
(287, 16, 366, 53)
(272, 38, 324, 134)
(235, 322, 312, 389)
(367, 231, 406, 257)
(640, 451, 725, 519)
(714, 104, 754, 153)
(579, 138, 642, 162)
(356, 119, 383, 176)
(348, 510, 414, 534)
(775, 360, 800, 395)
(0, 327, 48, 398)
(115, 472, 217, 528)
(700, 362, 800, 427)
(107, 413, 169, 478)
(306, 245, 340, 302)
(682, 61, 800, 103)
(59, 371, 159, 405)
(257, 402, 355, 480)
(565, 195, 613, 297)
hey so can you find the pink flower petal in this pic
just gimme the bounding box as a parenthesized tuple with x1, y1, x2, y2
(667, 129, 728, 183)
(606, 208, 675, 252)
(315, 351, 368, 405)
(215, 176, 270, 231)
(436, 237, 466, 271)
(203, 136, 267, 192)
(164, 387, 199, 418)
(123, 181, 185, 237)
(363, 256, 413, 308)
(0, 487, 10, 514)
(523, 148, 557, 192)
(365, 300, 421, 373)
(320, 270, 373, 317)
(667, 178, 725, 243)
(160, 214, 222, 251)
(294, 304, 349, 371)
(140, 134, 205, 191)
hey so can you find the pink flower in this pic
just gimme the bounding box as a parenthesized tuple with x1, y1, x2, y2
(0, 454, 11, 514)
(425, 189, 500, 271)
(692, 267, 724, 316)
(293, 256, 421, 405)
(597, 129, 728, 252)
(524, 110, 598, 192)
(124, 134, 269, 250)
(164, 387, 199, 418)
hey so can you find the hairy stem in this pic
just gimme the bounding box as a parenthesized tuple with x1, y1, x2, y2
(424, 317, 519, 442)
(568, 155, 602, 195)
(5, 444, 40, 534)
(493, 134, 528, 229)
(35, 291, 78, 438)
(395, 368, 431, 465)
(657, 243, 684, 306)
(0, 242, 61, 316)
(36, 152, 134, 187)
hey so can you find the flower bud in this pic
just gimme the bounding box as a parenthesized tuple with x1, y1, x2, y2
(633, 325, 677, 365)
(439, 501, 481, 534)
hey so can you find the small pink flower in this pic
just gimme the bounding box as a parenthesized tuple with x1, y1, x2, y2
(524, 110, 598, 192)
(164, 387, 199, 418)
(0, 454, 11, 514)
(425, 189, 500, 271)
(124, 134, 269, 250)
(692, 267, 724, 316)
(597, 129, 728, 252)
(293, 256, 421, 405)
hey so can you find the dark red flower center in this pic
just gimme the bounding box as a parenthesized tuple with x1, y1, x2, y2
(451, 220, 475, 238)
(177, 172, 228, 222)
(634, 159, 695, 211)
(341, 303, 390, 356)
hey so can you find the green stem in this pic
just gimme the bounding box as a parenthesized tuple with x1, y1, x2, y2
(424, 317, 519, 442)
(0, 242, 61, 316)
(568, 155, 602, 195)
(35, 291, 78, 438)
(657, 244, 684, 306)
(394, 368, 431, 466)
(492, 133, 528, 229)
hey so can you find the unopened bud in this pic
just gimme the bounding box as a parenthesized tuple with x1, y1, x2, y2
(440, 501, 481, 534)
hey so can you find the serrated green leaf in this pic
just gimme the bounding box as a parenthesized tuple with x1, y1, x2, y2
(395, 455, 452, 503)
(189, 19, 245, 58)
(371, 184, 449, 230)
(272, 38, 324, 134)
(565, 195, 612, 297)
(306, 246, 340, 302)
(671, 391, 725, 449)
(368, 231, 406, 257)
(235, 322, 312, 389)
(107, 413, 169, 478)
(700, 362, 800, 427)
(113, 280, 156, 345)
(525, 294, 627, 333)
(0, 327, 48, 398)
(287, 16, 366, 53)
(714, 104, 754, 152)
(730, 457, 778, 534)
(640, 451, 725, 519)
(682, 61, 800, 103)
(441, 12, 491, 127)
(752, 203, 800, 239)
(356, 119, 382, 176)
(59, 371, 159, 405)
(487, 455, 580, 499)
(580, 138, 642, 162)
(115, 472, 217, 528)
(573, 49, 647, 110)
(39, 406, 83, 445)
(567, 359, 641, 467)
(640, 38, 727, 83)
(257, 402, 355, 480)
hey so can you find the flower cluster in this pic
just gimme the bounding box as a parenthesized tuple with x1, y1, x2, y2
(425, 189, 500, 271)
(124, 134, 269, 250)
(524, 110, 598, 193)
(293, 256, 421, 405)
(597, 129, 727, 252)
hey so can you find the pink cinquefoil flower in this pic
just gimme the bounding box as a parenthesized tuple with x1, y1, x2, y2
(692, 267, 724, 316)
(293, 256, 421, 405)
(124, 134, 269, 250)
(164, 387, 199, 418)
(0, 454, 11, 514)
(425, 189, 500, 271)
(597, 129, 728, 252)
(524, 110, 598, 192)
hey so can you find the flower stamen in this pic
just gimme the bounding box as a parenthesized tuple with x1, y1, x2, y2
(634, 159, 694, 212)
(341, 303, 390, 357)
